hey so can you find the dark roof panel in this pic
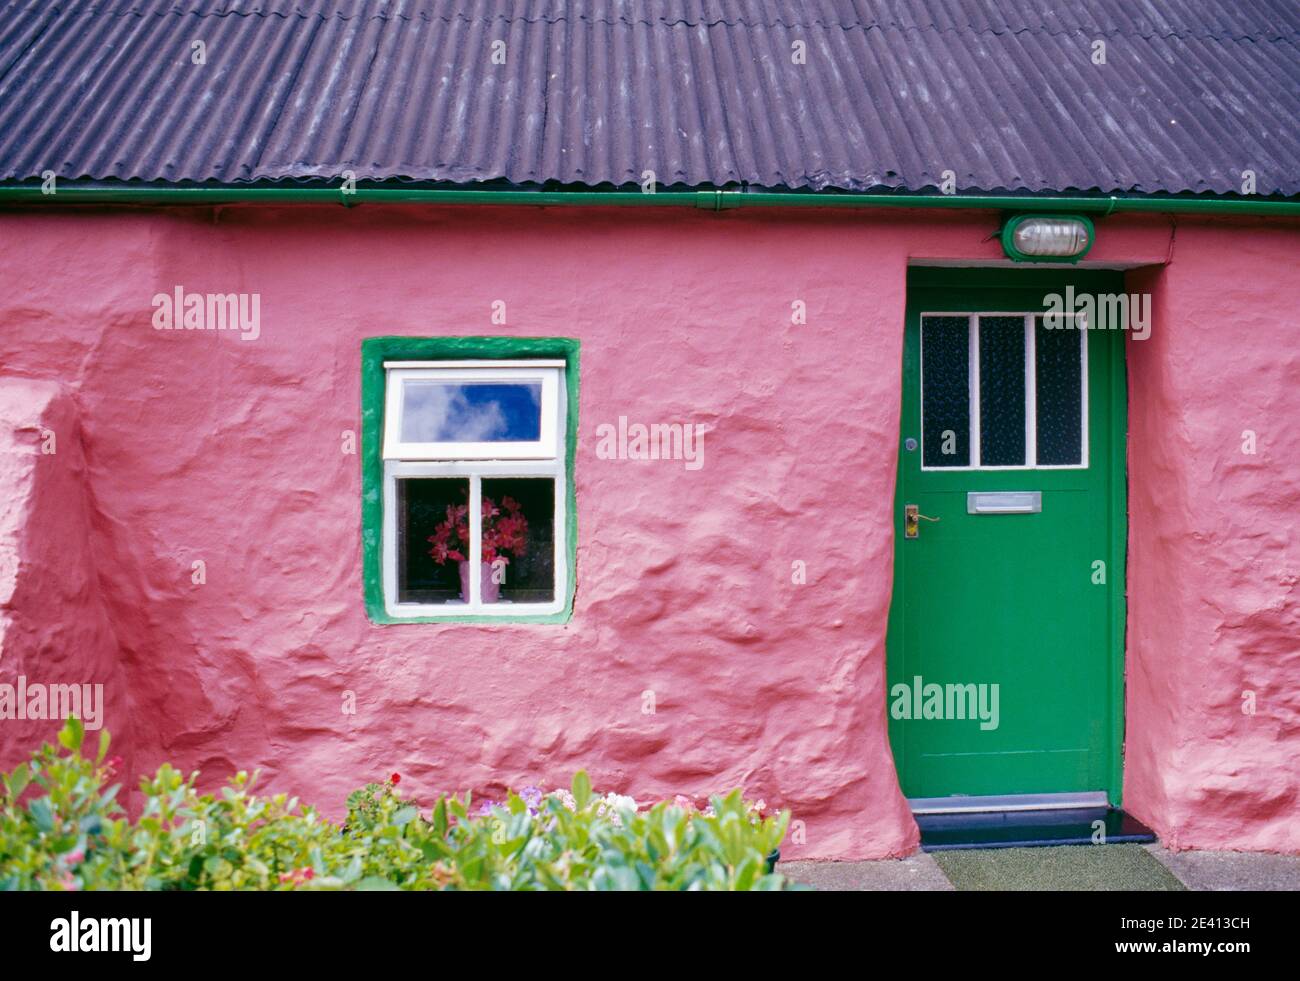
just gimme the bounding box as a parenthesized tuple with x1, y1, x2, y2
(0, 0, 1296, 196)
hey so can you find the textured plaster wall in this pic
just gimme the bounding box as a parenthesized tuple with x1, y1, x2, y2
(0, 204, 1292, 859)
(1124, 225, 1300, 853)
(0, 379, 128, 759)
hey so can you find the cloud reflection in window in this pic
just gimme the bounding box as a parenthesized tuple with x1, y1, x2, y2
(400, 382, 542, 442)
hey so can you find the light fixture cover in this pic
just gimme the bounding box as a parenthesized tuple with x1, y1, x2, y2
(1002, 215, 1094, 263)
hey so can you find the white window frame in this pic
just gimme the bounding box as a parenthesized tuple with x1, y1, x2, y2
(381, 361, 567, 618)
(383, 361, 563, 460)
(919, 312, 1089, 471)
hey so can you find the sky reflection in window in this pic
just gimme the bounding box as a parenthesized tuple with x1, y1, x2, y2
(401, 382, 542, 442)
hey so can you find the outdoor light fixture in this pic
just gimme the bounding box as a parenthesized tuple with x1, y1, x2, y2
(1001, 214, 1094, 263)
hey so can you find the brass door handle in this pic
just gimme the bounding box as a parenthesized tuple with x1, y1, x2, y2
(904, 504, 940, 539)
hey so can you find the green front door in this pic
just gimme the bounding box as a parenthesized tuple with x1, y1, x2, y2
(887, 268, 1127, 804)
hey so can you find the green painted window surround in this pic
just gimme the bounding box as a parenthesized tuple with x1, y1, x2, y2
(361, 336, 580, 624)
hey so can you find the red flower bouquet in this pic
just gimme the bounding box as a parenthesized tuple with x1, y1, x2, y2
(428, 496, 529, 566)
(428, 495, 529, 602)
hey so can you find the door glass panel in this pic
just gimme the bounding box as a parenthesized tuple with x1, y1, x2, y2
(978, 316, 1026, 466)
(1035, 315, 1084, 465)
(400, 381, 542, 443)
(921, 316, 970, 467)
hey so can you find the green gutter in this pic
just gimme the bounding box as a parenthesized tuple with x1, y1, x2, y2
(0, 185, 1297, 216)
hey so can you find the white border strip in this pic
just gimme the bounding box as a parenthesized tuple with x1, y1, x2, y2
(910, 791, 1110, 814)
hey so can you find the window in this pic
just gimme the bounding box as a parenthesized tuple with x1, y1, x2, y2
(920, 313, 1087, 470)
(362, 340, 578, 623)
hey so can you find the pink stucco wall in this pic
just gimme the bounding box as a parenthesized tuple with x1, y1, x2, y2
(1124, 226, 1300, 853)
(0, 204, 1294, 859)
(0, 379, 129, 766)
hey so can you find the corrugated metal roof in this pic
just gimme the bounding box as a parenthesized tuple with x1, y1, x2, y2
(0, 0, 1296, 196)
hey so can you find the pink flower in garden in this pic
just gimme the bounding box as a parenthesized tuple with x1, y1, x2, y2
(672, 794, 698, 812)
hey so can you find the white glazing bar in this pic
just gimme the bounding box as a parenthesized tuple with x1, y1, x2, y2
(384, 360, 567, 368)
(469, 474, 481, 609)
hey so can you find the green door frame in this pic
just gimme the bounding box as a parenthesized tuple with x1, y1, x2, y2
(886, 267, 1128, 805)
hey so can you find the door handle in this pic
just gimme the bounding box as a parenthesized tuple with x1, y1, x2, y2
(904, 504, 940, 539)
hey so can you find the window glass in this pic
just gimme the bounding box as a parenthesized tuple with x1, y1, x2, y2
(396, 478, 470, 605)
(479, 478, 555, 604)
(921, 316, 970, 467)
(1035, 315, 1084, 465)
(399, 381, 542, 443)
(978, 316, 1026, 466)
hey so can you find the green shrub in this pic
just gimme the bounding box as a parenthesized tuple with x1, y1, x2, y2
(0, 719, 794, 891)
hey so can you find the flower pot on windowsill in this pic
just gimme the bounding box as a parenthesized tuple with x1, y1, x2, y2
(458, 561, 500, 604)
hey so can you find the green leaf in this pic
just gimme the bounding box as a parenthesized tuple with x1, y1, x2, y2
(4, 762, 30, 800)
(96, 729, 111, 764)
(417, 840, 446, 862)
(449, 797, 468, 821)
(392, 805, 418, 828)
(58, 717, 85, 754)
(339, 857, 363, 884)
(733, 855, 759, 891)
(51, 834, 80, 854)
(29, 796, 55, 833)
(572, 770, 592, 810)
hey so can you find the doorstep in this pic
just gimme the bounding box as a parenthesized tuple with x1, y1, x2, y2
(778, 853, 955, 891)
(916, 806, 1157, 851)
(778, 843, 1300, 891)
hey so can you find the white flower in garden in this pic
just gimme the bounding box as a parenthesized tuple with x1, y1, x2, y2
(604, 792, 637, 812)
(592, 792, 638, 827)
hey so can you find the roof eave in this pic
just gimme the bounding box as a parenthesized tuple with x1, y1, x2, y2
(1, 183, 1297, 217)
